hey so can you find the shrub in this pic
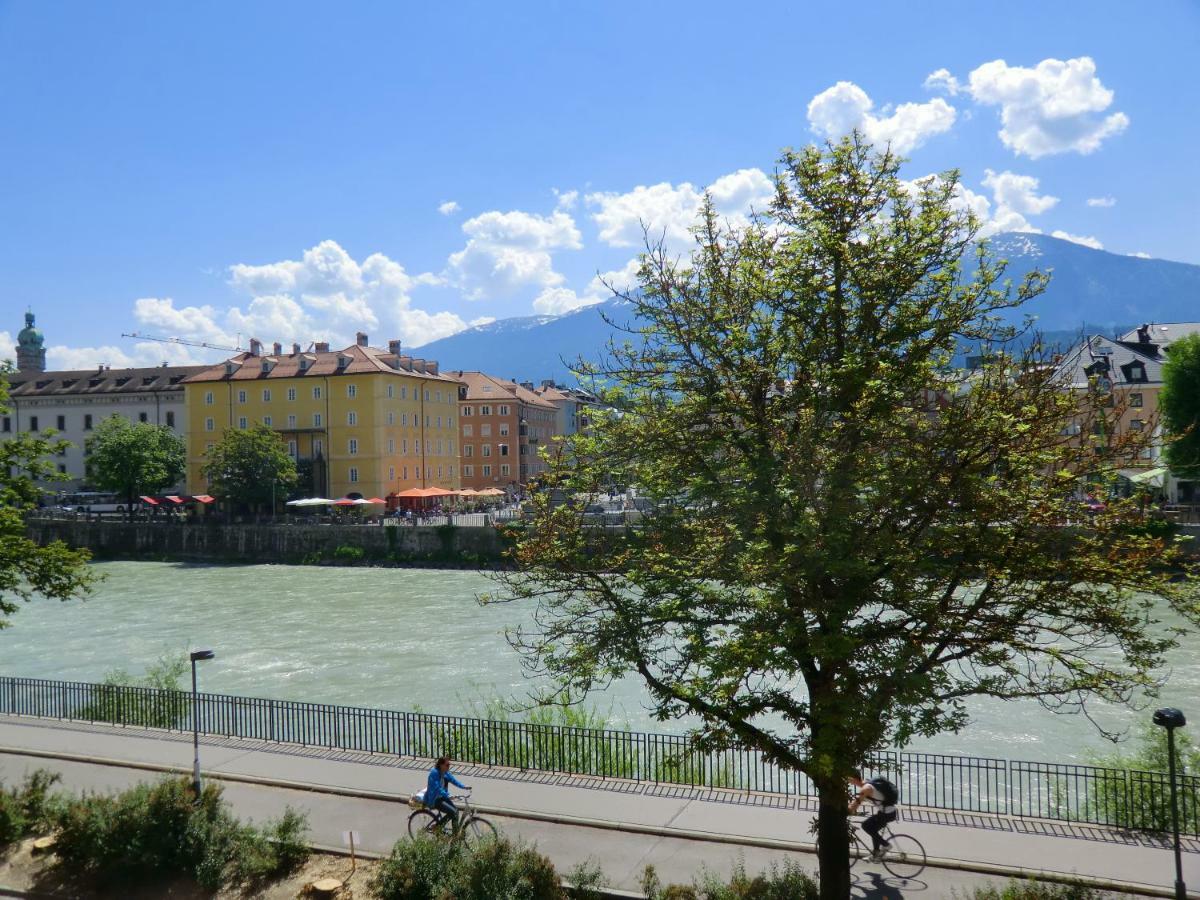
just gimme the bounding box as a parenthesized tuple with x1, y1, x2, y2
(333, 544, 366, 562)
(641, 860, 819, 900)
(74, 653, 191, 728)
(371, 834, 566, 900)
(0, 770, 62, 848)
(963, 880, 1106, 899)
(50, 776, 309, 892)
(1088, 722, 1200, 833)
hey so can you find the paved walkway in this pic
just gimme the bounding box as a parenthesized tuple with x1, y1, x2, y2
(0, 716, 1196, 898)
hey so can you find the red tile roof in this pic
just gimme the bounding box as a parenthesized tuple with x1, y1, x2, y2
(182, 344, 460, 384)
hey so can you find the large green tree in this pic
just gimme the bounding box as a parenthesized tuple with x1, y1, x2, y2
(201, 423, 297, 512)
(0, 366, 95, 627)
(495, 137, 1199, 899)
(1160, 332, 1200, 479)
(85, 416, 186, 518)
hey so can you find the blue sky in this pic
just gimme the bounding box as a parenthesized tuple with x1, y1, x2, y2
(2, 1, 1198, 369)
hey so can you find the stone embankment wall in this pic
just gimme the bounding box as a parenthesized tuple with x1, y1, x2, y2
(26, 519, 510, 568)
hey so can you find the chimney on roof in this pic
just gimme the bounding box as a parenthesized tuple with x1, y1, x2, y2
(520, 381, 534, 390)
(356, 331, 368, 347)
(292, 342, 301, 356)
(388, 339, 402, 356)
(542, 379, 555, 388)
(272, 341, 282, 356)
(1136, 323, 1152, 343)
(427, 361, 438, 375)
(411, 358, 426, 373)
(249, 338, 263, 357)
(315, 341, 330, 353)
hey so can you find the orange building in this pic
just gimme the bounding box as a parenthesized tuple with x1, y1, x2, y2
(451, 371, 558, 493)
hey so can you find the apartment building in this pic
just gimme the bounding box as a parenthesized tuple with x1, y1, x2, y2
(452, 371, 558, 492)
(3, 312, 201, 489)
(531, 380, 602, 437)
(183, 335, 461, 500)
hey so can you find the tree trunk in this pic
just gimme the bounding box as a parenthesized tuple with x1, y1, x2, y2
(815, 775, 852, 900)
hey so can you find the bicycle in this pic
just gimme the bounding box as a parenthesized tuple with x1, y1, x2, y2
(407, 793, 497, 849)
(816, 816, 927, 881)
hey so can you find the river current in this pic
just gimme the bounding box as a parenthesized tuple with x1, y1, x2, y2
(2, 561, 1195, 764)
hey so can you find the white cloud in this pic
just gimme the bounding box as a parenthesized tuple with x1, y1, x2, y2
(966, 57, 1129, 158)
(125, 240, 468, 354)
(445, 209, 581, 302)
(531, 287, 602, 316)
(1051, 230, 1104, 250)
(1087, 196, 1116, 208)
(586, 167, 774, 250)
(807, 81, 957, 154)
(0, 330, 14, 366)
(923, 68, 962, 96)
(554, 189, 579, 210)
(438, 201, 460, 216)
(1129, 251, 1151, 259)
(980, 169, 1059, 234)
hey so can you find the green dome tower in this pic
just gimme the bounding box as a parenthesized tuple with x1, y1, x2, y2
(16, 311, 46, 373)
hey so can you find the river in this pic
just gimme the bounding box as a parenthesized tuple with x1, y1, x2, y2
(1, 561, 1195, 764)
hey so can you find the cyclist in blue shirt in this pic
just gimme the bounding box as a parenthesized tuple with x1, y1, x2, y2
(848, 769, 899, 860)
(425, 756, 470, 830)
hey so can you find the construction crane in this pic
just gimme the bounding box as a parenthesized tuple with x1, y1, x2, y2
(122, 332, 245, 353)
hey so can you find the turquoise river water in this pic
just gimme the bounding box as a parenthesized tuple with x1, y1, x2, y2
(1, 561, 1196, 764)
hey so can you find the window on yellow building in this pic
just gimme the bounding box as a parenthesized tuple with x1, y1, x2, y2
(238, 390, 247, 403)
(263, 416, 272, 426)
(288, 440, 297, 456)
(287, 388, 296, 401)
(388, 466, 395, 480)
(387, 412, 394, 425)
(313, 387, 322, 399)
(288, 415, 296, 427)
(349, 438, 358, 455)
(205, 417, 214, 431)
(205, 391, 214, 405)
(314, 413, 322, 427)
(402, 439, 408, 454)
(387, 384, 394, 399)
(238, 417, 248, 429)
(388, 439, 395, 453)
(349, 467, 359, 483)
(348, 411, 357, 425)
(262, 389, 271, 402)
(348, 384, 357, 398)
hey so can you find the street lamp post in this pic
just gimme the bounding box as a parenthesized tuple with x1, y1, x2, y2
(190, 649, 215, 798)
(1152, 707, 1187, 900)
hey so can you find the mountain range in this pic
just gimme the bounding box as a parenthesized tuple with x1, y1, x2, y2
(413, 233, 1200, 384)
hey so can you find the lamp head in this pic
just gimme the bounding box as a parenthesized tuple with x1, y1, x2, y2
(1153, 707, 1186, 729)
(190, 649, 215, 662)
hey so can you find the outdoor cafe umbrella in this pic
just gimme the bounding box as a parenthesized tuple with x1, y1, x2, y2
(285, 498, 334, 507)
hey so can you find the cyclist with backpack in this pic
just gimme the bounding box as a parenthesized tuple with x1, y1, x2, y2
(848, 769, 900, 860)
(425, 756, 470, 831)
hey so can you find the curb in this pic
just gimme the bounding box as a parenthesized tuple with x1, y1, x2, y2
(0, 745, 1189, 898)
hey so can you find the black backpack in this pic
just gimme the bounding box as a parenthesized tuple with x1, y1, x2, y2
(869, 776, 899, 805)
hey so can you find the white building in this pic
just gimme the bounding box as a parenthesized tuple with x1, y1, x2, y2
(3, 313, 204, 490)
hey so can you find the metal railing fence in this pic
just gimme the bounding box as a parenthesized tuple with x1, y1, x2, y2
(0, 675, 1194, 835)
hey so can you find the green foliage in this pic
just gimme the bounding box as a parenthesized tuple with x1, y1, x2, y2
(494, 134, 1200, 900)
(565, 859, 608, 900)
(50, 776, 309, 891)
(1160, 332, 1200, 478)
(0, 366, 96, 629)
(201, 422, 298, 508)
(74, 653, 191, 728)
(0, 770, 62, 848)
(370, 834, 565, 900)
(1088, 722, 1200, 833)
(84, 415, 186, 514)
(960, 879, 1106, 899)
(333, 544, 366, 562)
(641, 861, 818, 900)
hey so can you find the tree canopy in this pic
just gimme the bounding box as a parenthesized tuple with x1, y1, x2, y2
(0, 366, 95, 628)
(494, 137, 1200, 899)
(1160, 332, 1200, 478)
(85, 416, 186, 515)
(201, 423, 297, 508)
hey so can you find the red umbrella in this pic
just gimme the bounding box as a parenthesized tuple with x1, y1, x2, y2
(332, 498, 357, 506)
(365, 497, 386, 504)
(139, 496, 159, 505)
(192, 494, 215, 504)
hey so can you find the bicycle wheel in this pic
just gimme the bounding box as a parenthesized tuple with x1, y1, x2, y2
(458, 815, 497, 850)
(408, 808, 441, 838)
(813, 833, 862, 870)
(881, 833, 926, 880)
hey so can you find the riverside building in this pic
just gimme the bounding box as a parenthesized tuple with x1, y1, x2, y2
(452, 371, 558, 493)
(182, 335, 461, 500)
(3, 312, 202, 490)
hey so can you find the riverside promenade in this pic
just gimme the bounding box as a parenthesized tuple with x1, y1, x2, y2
(0, 717, 1196, 897)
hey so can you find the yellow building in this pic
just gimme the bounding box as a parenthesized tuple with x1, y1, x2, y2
(183, 334, 462, 500)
